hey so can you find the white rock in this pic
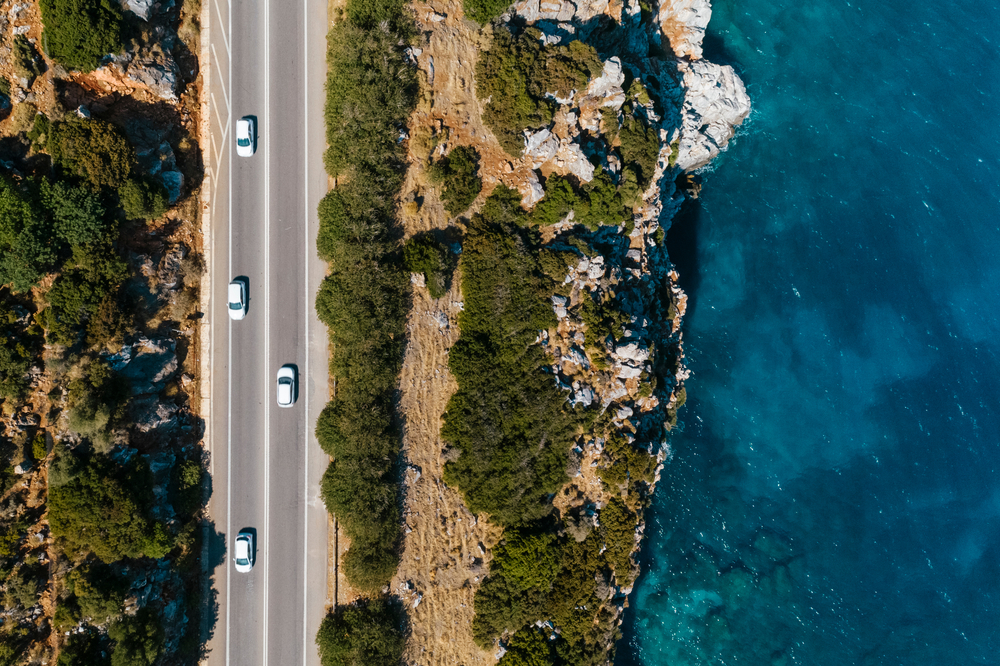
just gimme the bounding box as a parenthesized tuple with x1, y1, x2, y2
(615, 342, 649, 363)
(657, 0, 712, 59)
(524, 128, 559, 166)
(617, 365, 642, 379)
(523, 169, 545, 206)
(616, 406, 633, 420)
(675, 60, 751, 171)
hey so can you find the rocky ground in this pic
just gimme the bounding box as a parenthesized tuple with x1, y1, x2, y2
(393, 0, 747, 663)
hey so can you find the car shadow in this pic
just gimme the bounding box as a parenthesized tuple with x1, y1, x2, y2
(234, 276, 251, 315)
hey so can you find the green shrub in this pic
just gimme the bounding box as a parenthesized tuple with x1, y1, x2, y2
(43, 243, 129, 347)
(31, 433, 46, 460)
(498, 628, 556, 666)
(617, 115, 660, 187)
(403, 233, 454, 299)
(39, 0, 124, 72)
(477, 28, 602, 155)
(441, 186, 585, 525)
(316, 598, 404, 666)
(529, 172, 630, 231)
(48, 450, 172, 561)
(69, 563, 128, 624)
(65, 359, 129, 447)
(0, 175, 58, 292)
(427, 146, 482, 216)
(108, 609, 164, 666)
(38, 177, 113, 246)
(48, 117, 135, 189)
(346, 0, 410, 33)
(118, 177, 168, 221)
(323, 22, 416, 186)
(463, 0, 513, 24)
(599, 497, 637, 583)
(171, 459, 204, 518)
(492, 529, 562, 592)
(596, 433, 656, 493)
(58, 632, 110, 666)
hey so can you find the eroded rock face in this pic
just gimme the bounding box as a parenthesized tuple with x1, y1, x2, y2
(125, 50, 180, 101)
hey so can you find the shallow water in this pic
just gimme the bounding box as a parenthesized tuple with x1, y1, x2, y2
(622, 0, 1000, 663)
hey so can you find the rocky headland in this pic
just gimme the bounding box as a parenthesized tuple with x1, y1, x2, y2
(391, 0, 749, 663)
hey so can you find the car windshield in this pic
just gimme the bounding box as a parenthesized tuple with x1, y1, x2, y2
(229, 301, 242, 310)
(237, 137, 251, 147)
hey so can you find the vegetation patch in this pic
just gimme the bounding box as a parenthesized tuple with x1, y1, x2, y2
(403, 233, 456, 299)
(38, 0, 124, 72)
(442, 186, 586, 525)
(316, 0, 416, 594)
(427, 145, 482, 217)
(529, 171, 631, 231)
(477, 28, 602, 155)
(316, 598, 405, 666)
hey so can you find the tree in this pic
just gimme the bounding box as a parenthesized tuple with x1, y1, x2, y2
(118, 177, 168, 221)
(48, 118, 135, 189)
(493, 529, 562, 593)
(499, 629, 555, 666)
(38, 0, 124, 72)
(48, 452, 173, 562)
(427, 146, 482, 216)
(316, 599, 404, 666)
(108, 609, 164, 666)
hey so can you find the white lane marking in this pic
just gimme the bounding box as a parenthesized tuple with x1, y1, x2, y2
(211, 43, 232, 115)
(213, 0, 231, 57)
(302, 0, 310, 662)
(262, 0, 271, 663)
(225, 0, 233, 663)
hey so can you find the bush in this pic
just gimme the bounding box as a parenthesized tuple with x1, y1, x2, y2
(441, 186, 585, 525)
(43, 243, 129, 347)
(48, 117, 136, 189)
(39, 0, 124, 72)
(598, 497, 637, 583)
(31, 433, 46, 460)
(69, 563, 128, 624)
(324, 22, 416, 186)
(316, 599, 404, 666)
(118, 177, 168, 221)
(403, 233, 454, 299)
(617, 115, 660, 187)
(427, 146, 482, 216)
(48, 450, 173, 561)
(0, 175, 58, 292)
(108, 609, 164, 666)
(171, 459, 204, 518)
(477, 28, 602, 155)
(498, 628, 556, 666)
(463, 0, 514, 24)
(492, 529, 562, 593)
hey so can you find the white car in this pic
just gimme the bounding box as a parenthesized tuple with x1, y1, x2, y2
(234, 531, 254, 573)
(236, 116, 255, 157)
(227, 279, 247, 320)
(276, 365, 296, 408)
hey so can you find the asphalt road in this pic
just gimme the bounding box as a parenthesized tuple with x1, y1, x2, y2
(203, 0, 330, 664)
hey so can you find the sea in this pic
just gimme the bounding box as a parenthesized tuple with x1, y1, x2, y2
(621, 0, 1000, 663)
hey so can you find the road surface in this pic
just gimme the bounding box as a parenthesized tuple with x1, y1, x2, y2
(202, 0, 330, 664)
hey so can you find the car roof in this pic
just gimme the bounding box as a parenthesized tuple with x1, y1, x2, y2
(228, 282, 243, 299)
(235, 535, 249, 556)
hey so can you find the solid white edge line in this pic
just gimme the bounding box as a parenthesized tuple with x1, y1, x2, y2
(225, 0, 232, 662)
(302, 0, 310, 661)
(262, 0, 271, 663)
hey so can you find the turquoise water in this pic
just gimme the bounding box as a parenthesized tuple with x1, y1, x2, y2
(624, 0, 1000, 663)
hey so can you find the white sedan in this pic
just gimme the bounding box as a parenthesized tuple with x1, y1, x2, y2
(227, 279, 247, 320)
(236, 116, 256, 157)
(276, 365, 296, 408)
(234, 531, 255, 573)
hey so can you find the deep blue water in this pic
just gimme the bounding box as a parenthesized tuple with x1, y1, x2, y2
(624, 0, 1000, 663)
